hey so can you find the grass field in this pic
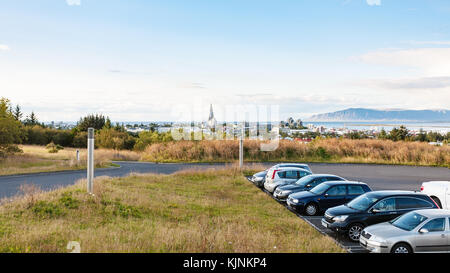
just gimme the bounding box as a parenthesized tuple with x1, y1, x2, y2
(0, 145, 140, 176)
(0, 168, 344, 253)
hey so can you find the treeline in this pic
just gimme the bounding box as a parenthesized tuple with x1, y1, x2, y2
(0, 98, 173, 156)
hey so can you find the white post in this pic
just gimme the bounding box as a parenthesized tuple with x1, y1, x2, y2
(76, 150, 80, 162)
(239, 122, 244, 169)
(87, 128, 94, 194)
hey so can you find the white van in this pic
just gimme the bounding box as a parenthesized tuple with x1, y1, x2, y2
(420, 181, 450, 209)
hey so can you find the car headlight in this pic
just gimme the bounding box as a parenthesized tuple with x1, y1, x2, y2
(333, 215, 349, 222)
(282, 190, 292, 195)
(292, 199, 299, 204)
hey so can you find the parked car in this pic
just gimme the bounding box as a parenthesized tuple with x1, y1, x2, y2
(360, 209, 450, 253)
(265, 163, 312, 183)
(322, 191, 440, 242)
(420, 181, 450, 209)
(273, 174, 346, 202)
(264, 167, 312, 193)
(250, 170, 267, 187)
(286, 181, 371, 216)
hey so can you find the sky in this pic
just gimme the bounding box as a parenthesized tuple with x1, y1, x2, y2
(1, 0, 450, 122)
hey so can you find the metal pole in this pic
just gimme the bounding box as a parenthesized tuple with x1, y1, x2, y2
(87, 128, 94, 194)
(239, 123, 244, 169)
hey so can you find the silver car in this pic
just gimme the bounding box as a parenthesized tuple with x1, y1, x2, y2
(360, 209, 450, 253)
(264, 167, 312, 193)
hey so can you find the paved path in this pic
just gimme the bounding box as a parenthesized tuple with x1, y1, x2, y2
(0, 161, 448, 200)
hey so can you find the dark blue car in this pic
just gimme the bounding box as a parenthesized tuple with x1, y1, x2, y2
(286, 181, 372, 216)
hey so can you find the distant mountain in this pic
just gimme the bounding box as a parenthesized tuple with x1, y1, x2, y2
(308, 108, 450, 122)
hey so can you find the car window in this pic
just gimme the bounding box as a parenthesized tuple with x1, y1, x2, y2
(372, 198, 396, 211)
(284, 171, 298, 179)
(348, 185, 365, 195)
(277, 171, 286, 178)
(298, 171, 309, 178)
(327, 177, 342, 181)
(422, 218, 445, 232)
(309, 179, 321, 187)
(326, 185, 347, 196)
(396, 197, 433, 210)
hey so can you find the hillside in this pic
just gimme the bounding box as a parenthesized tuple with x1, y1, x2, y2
(309, 108, 450, 122)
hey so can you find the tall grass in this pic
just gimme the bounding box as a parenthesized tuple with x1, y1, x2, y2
(141, 139, 450, 167)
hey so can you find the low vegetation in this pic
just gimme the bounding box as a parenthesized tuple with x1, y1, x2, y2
(141, 139, 450, 167)
(0, 168, 344, 253)
(0, 145, 140, 176)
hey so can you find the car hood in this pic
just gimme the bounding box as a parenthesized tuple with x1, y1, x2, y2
(254, 171, 267, 177)
(289, 191, 316, 200)
(326, 205, 362, 216)
(363, 222, 409, 238)
(278, 184, 305, 191)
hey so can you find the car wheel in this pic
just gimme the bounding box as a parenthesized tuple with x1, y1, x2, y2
(305, 203, 318, 216)
(348, 223, 364, 242)
(391, 243, 412, 254)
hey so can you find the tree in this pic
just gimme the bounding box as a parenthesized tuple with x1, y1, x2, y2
(77, 114, 107, 131)
(389, 126, 409, 141)
(13, 105, 23, 121)
(23, 111, 39, 126)
(0, 98, 23, 157)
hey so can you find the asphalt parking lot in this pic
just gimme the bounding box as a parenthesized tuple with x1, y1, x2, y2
(246, 177, 368, 253)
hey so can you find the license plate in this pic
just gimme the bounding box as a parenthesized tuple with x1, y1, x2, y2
(321, 220, 329, 228)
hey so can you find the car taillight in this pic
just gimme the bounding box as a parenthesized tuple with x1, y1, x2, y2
(272, 170, 279, 179)
(420, 186, 424, 192)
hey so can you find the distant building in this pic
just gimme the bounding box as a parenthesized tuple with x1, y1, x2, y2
(207, 104, 217, 129)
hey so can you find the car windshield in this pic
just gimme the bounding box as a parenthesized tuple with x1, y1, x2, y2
(295, 176, 315, 186)
(309, 183, 331, 195)
(390, 212, 428, 231)
(346, 194, 379, 211)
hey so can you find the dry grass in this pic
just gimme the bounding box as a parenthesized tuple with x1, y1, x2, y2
(141, 139, 450, 167)
(0, 145, 141, 176)
(0, 169, 344, 253)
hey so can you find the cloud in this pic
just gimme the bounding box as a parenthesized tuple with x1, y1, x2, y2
(366, 77, 450, 90)
(0, 44, 10, 51)
(358, 47, 450, 76)
(66, 0, 81, 6)
(366, 0, 381, 6)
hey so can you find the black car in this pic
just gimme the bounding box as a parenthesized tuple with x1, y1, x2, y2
(273, 174, 346, 201)
(286, 181, 371, 216)
(321, 191, 440, 242)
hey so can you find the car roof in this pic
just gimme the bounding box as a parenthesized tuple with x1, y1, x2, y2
(364, 190, 424, 198)
(322, 181, 367, 186)
(276, 167, 312, 172)
(307, 174, 344, 178)
(413, 209, 450, 218)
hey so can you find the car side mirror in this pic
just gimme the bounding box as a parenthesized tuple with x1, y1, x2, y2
(419, 228, 429, 234)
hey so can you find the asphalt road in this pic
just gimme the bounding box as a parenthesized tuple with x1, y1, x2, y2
(0, 161, 448, 200)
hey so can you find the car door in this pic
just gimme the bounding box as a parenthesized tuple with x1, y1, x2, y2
(367, 197, 397, 225)
(414, 218, 447, 253)
(346, 185, 366, 203)
(284, 170, 299, 184)
(321, 185, 347, 210)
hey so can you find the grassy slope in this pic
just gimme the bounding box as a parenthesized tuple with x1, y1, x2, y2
(0, 169, 343, 253)
(0, 145, 140, 176)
